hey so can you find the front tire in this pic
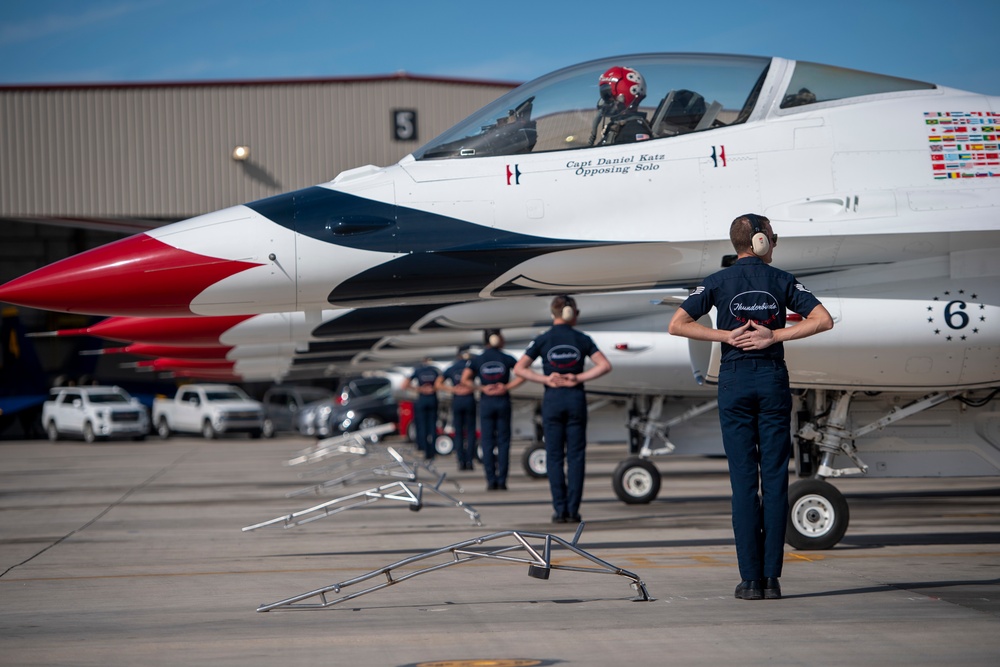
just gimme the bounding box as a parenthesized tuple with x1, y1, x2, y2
(435, 433, 454, 456)
(202, 420, 217, 440)
(46, 421, 59, 442)
(612, 457, 661, 504)
(82, 421, 96, 444)
(262, 419, 275, 438)
(156, 418, 171, 440)
(786, 479, 850, 550)
(521, 441, 547, 478)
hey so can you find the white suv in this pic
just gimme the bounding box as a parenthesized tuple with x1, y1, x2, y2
(43, 386, 149, 443)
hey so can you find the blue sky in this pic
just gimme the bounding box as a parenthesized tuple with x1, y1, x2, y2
(1, 0, 999, 95)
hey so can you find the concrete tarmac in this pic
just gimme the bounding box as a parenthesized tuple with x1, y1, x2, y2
(1, 435, 998, 667)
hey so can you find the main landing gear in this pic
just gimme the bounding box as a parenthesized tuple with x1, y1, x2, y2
(787, 389, 961, 549)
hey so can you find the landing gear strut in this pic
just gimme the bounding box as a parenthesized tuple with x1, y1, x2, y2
(788, 389, 960, 549)
(611, 397, 718, 504)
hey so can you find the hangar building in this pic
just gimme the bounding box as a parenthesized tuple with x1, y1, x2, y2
(0, 74, 516, 404)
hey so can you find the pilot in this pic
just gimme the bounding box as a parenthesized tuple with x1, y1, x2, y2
(403, 356, 441, 460)
(781, 87, 817, 108)
(589, 66, 654, 146)
(668, 214, 834, 601)
(514, 296, 612, 522)
(436, 345, 478, 471)
(463, 330, 524, 490)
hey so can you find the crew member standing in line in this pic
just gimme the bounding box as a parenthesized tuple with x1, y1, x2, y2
(462, 330, 524, 490)
(436, 345, 478, 471)
(402, 357, 441, 460)
(668, 213, 833, 601)
(514, 296, 612, 522)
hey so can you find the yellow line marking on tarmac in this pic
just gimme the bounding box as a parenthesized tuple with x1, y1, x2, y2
(4, 550, 998, 582)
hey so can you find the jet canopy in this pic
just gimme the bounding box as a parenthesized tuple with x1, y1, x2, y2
(414, 53, 936, 160)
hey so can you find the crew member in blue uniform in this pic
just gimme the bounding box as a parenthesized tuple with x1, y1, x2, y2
(436, 345, 477, 471)
(463, 330, 523, 490)
(668, 213, 833, 601)
(515, 296, 612, 522)
(403, 357, 441, 460)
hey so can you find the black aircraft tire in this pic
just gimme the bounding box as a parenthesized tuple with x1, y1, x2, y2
(786, 479, 850, 550)
(612, 457, 661, 504)
(521, 441, 547, 478)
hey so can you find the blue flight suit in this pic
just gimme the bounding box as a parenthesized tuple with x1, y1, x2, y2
(442, 358, 477, 469)
(679, 256, 822, 582)
(468, 348, 518, 488)
(522, 324, 600, 520)
(409, 364, 441, 459)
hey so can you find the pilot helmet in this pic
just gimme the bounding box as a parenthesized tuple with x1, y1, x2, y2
(599, 66, 646, 110)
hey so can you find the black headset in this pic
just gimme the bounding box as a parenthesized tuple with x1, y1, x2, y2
(744, 213, 771, 257)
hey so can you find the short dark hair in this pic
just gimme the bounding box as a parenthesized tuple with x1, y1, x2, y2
(551, 295, 578, 320)
(729, 214, 769, 253)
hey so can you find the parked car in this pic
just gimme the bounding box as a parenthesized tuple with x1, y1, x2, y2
(296, 376, 398, 440)
(42, 385, 149, 443)
(153, 384, 263, 439)
(260, 385, 334, 437)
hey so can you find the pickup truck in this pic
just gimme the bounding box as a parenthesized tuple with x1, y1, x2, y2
(43, 386, 149, 443)
(152, 384, 264, 439)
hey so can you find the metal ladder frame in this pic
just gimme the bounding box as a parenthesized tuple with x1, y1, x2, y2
(286, 445, 462, 497)
(255, 523, 652, 611)
(242, 477, 482, 531)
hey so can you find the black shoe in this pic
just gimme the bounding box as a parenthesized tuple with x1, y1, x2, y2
(763, 577, 781, 600)
(566, 514, 582, 523)
(497, 482, 507, 490)
(735, 580, 763, 600)
(552, 513, 567, 523)
(487, 481, 497, 491)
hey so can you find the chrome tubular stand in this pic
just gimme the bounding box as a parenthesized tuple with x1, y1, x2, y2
(242, 477, 482, 532)
(256, 523, 652, 611)
(286, 423, 397, 467)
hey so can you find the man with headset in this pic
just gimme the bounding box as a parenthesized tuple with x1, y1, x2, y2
(668, 213, 833, 601)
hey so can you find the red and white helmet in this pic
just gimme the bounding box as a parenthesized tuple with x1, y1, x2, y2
(599, 66, 647, 109)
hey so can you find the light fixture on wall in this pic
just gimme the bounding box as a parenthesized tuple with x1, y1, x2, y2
(232, 145, 250, 161)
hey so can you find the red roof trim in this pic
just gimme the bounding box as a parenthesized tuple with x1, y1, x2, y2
(0, 72, 521, 92)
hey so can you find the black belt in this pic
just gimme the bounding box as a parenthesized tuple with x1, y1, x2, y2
(720, 359, 785, 372)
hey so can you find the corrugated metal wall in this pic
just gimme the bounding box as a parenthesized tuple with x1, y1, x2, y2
(0, 76, 515, 220)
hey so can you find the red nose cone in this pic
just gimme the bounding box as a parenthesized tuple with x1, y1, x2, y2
(84, 315, 254, 345)
(119, 344, 233, 359)
(0, 234, 261, 316)
(136, 358, 235, 372)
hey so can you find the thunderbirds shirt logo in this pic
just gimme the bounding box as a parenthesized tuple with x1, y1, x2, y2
(730, 290, 780, 325)
(480, 361, 507, 382)
(547, 345, 582, 370)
